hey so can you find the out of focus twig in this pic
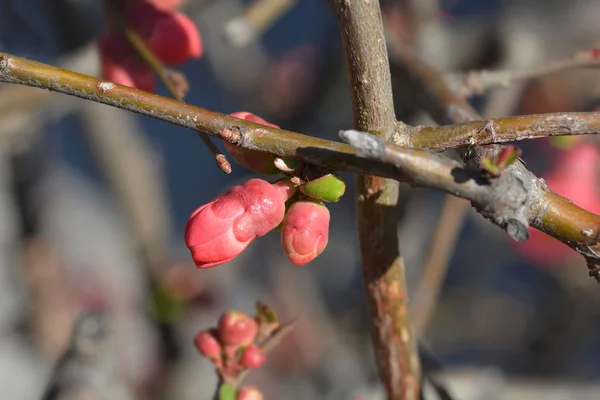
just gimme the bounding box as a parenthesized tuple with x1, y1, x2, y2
(448, 49, 600, 98)
(122, 27, 232, 174)
(223, 0, 297, 48)
(412, 195, 468, 336)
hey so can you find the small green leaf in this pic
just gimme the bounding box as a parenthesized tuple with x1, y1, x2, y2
(481, 157, 501, 177)
(256, 301, 278, 324)
(299, 174, 346, 203)
(219, 383, 237, 400)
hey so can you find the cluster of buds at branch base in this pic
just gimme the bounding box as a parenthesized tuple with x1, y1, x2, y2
(481, 145, 522, 178)
(98, 0, 202, 92)
(193, 304, 285, 399)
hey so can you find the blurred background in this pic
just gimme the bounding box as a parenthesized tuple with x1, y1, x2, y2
(2, 0, 600, 399)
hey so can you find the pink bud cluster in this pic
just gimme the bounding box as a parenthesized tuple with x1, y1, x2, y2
(194, 309, 275, 399)
(98, 0, 202, 92)
(185, 112, 333, 268)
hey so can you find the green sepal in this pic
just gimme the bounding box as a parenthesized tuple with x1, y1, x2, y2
(218, 384, 236, 400)
(149, 286, 186, 324)
(299, 174, 346, 203)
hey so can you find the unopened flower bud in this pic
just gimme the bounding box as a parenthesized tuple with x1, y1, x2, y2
(237, 386, 264, 400)
(218, 311, 258, 347)
(194, 330, 222, 360)
(281, 200, 330, 265)
(241, 343, 266, 369)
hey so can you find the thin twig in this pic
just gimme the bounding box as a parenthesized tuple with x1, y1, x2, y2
(333, 0, 420, 398)
(411, 195, 468, 336)
(448, 49, 600, 97)
(121, 27, 231, 174)
(223, 0, 297, 48)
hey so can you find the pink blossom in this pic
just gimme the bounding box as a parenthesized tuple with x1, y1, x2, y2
(185, 179, 296, 268)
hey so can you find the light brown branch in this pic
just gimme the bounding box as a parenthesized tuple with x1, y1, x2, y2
(449, 49, 600, 97)
(333, 1, 419, 399)
(409, 112, 600, 151)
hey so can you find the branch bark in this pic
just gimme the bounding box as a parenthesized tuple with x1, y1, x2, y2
(333, 1, 419, 399)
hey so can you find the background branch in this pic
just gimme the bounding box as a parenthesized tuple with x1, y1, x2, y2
(448, 49, 600, 98)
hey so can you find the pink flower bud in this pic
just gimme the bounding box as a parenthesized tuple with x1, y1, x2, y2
(127, 1, 203, 65)
(194, 330, 221, 360)
(281, 200, 330, 266)
(225, 112, 280, 174)
(241, 344, 266, 369)
(237, 386, 264, 400)
(218, 311, 257, 347)
(185, 179, 296, 268)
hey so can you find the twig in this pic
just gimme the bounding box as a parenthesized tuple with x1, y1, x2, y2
(411, 195, 468, 336)
(223, 0, 297, 48)
(121, 27, 231, 174)
(409, 112, 600, 151)
(333, 0, 419, 398)
(448, 49, 600, 97)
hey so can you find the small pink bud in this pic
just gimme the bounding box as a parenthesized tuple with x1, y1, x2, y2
(237, 386, 264, 400)
(194, 330, 221, 360)
(127, 1, 203, 65)
(225, 112, 280, 174)
(184, 179, 296, 268)
(281, 200, 330, 265)
(218, 310, 258, 347)
(241, 343, 266, 369)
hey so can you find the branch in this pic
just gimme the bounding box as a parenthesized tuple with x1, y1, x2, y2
(333, 0, 419, 398)
(340, 130, 529, 241)
(387, 40, 600, 281)
(448, 49, 600, 97)
(409, 112, 600, 151)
